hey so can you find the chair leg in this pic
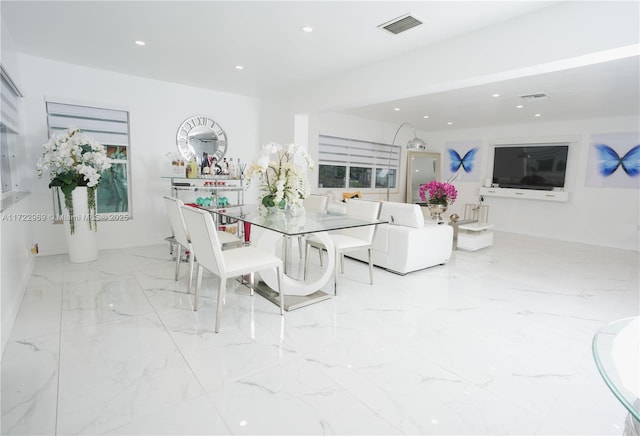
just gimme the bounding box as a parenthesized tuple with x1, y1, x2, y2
(340, 253, 344, 274)
(368, 248, 374, 285)
(174, 245, 182, 281)
(215, 277, 226, 333)
(334, 248, 338, 295)
(193, 264, 203, 311)
(187, 254, 195, 293)
(298, 236, 303, 259)
(276, 266, 284, 315)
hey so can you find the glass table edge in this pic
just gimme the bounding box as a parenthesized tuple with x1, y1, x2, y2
(591, 316, 640, 421)
(198, 205, 388, 236)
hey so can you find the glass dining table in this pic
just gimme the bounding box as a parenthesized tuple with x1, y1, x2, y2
(592, 316, 640, 434)
(200, 204, 386, 310)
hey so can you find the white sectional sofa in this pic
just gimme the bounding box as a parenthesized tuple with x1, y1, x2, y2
(346, 201, 453, 275)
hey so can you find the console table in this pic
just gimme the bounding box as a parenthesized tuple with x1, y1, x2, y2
(479, 186, 569, 202)
(164, 175, 244, 234)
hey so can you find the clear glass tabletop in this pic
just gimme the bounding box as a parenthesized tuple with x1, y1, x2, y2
(592, 316, 640, 421)
(200, 204, 386, 236)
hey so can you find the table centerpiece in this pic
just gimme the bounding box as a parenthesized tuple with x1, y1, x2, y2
(245, 142, 314, 215)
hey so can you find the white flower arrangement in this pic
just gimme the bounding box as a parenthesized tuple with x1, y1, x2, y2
(245, 142, 314, 212)
(37, 127, 112, 234)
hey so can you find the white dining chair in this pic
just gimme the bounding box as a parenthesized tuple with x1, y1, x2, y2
(304, 199, 380, 294)
(297, 194, 329, 258)
(181, 205, 284, 333)
(303, 194, 329, 212)
(163, 196, 241, 292)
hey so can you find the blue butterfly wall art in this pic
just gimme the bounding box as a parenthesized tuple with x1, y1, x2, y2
(448, 148, 478, 173)
(595, 144, 640, 177)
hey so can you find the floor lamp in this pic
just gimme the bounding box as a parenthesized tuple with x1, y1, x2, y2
(386, 122, 427, 201)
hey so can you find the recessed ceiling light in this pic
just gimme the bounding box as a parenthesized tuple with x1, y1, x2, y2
(423, 115, 429, 119)
(301, 26, 313, 33)
(534, 113, 541, 117)
(492, 93, 500, 98)
(135, 40, 146, 46)
(516, 105, 523, 109)
(447, 122, 453, 125)
(394, 108, 400, 111)
(235, 65, 244, 70)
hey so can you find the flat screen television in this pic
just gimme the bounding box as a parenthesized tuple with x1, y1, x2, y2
(492, 144, 568, 190)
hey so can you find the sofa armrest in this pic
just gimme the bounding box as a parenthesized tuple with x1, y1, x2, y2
(385, 223, 453, 273)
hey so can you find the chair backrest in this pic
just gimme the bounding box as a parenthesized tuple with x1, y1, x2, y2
(181, 205, 225, 277)
(339, 199, 381, 243)
(303, 194, 328, 213)
(164, 196, 190, 248)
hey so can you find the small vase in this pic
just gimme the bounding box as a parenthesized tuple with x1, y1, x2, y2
(427, 202, 448, 222)
(288, 203, 304, 217)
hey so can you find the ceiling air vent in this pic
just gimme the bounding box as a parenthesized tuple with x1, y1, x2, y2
(379, 14, 423, 35)
(519, 93, 549, 101)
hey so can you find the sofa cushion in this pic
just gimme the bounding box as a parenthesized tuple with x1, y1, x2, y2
(379, 202, 424, 229)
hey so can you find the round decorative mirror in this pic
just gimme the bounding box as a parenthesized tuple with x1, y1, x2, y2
(176, 115, 228, 161)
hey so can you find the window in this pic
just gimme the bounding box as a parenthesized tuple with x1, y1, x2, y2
(318, 134, 399, 190)
(46, 100, 131, 216)
(1, 64, 23, 194)
(349, 167, 372, 188)
(318, 165, 346, 188)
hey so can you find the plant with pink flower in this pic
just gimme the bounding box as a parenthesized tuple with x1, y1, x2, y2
(419, 180, 458, 205)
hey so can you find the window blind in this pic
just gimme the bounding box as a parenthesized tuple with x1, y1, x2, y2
(1, 64, 23, 193)
(318, 134, 399, 170)
(0, 64, 22, 133)
(46, 101, 129, 146)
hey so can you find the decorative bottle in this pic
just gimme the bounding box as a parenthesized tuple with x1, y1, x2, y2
(187, 158, 198, 179)
(201, 152, 209, 175)
(212, 157, 222, 175)
(228, 158, 236, 178)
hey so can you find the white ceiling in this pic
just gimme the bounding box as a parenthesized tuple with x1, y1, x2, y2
(2, 1, 639, 130)
(343, 56, 640, 131)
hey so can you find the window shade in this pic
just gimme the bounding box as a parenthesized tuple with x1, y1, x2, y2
(0, 65, 22, 133)
(318, 134, 399, 169)
(46, 101, 129, 146)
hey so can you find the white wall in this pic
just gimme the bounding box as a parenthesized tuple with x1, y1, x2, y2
(312, 112, 639, 251)
(426, 116, 639, 251)
(18, 54, 262, 255)
(1, 10, 36, 354)
(1, 196, 36, 353)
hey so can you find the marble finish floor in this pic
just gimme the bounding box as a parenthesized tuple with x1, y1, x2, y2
(2, 231, 638, 435)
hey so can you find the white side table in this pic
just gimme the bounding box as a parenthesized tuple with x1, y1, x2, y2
(457, 222, 494, 251)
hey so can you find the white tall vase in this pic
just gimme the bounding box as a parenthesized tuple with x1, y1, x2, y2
(65, 186, 98, 263)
